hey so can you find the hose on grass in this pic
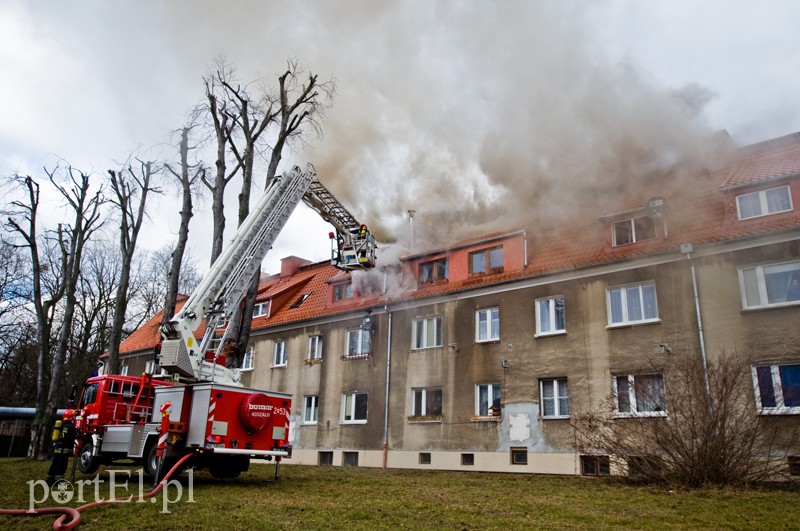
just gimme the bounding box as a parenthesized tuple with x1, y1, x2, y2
(0, 453, 193, 531)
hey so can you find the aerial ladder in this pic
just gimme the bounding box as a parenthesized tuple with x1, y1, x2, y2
(159, 163, 377, 386)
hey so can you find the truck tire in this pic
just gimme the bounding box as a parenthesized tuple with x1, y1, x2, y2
(78, 443, 101, 474)
(209, 456, 248, 479)
(147, 444, 180, 483)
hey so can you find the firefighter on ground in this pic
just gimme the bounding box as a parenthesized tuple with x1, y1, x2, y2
(47, 409, 78, 485)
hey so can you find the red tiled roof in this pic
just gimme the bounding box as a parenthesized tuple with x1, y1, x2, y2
(721, 132, 800, 189)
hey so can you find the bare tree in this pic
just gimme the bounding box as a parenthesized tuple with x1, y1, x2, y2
(106, 158, 160, 375)
(163, 125, 204, 323)
(571, 351, 799, 486)
(222, 60, 336, 368)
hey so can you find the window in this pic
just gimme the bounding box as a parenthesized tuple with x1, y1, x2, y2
(318, 451, 334, 466)
(253, 302, 269, 318)
(510, 448, 528, 465)
(607, 281, 659, 326)
(345, 329, 371, 359)
(613, 374, 666, 417)
(333, 282, 354, 302)
(539, 378, 569, 418)
(475, 307, 500, 342)
(120, 365, 129, 376)
(788, 456, 800, 476)
(343, 452, 359, 467)
(273, 341, 287, 367)
(469, 246, 504, 275)
(413, 316, 443, 349)
(461, 453, 475, 466)
(412, 388, 443, 418)
(581, 455, 610, 476)
(419, 452, 432, 465)
(612, 216, 656, 247)
(476, 383, 501, 416)
(303, 395, 319, 424)
(241, 346, 254, 371)
(307, 335, 323, 360)
(739, 260, 800, 309)
(419, 258, 448, 285)
(144, 360, 157, 375)
(341, 392, 368, 423)
(536, 296, 565, 336)
(736, 185, 793, 220)
(752, 363, 800, 413)
(289, 292, 311, 308)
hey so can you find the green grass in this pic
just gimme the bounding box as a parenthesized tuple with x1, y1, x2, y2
(0, 457, 798, 530)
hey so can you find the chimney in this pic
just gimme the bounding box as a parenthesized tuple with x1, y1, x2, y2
(280, 256, 312, 279)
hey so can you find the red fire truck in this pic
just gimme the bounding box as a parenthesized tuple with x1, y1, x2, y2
(67, 165, 376, 480)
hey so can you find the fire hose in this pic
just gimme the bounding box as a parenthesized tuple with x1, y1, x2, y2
(1, 402, 188, 530)
(0, 453, 193, 530)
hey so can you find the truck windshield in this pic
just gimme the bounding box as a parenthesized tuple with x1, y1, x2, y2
(80, 383, 99, 407)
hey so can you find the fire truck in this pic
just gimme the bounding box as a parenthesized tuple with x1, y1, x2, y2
(67, 164, 377, 480)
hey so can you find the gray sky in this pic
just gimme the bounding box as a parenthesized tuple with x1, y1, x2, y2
(2, 0, 799, 274)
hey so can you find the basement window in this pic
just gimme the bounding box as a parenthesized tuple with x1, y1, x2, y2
(510, 448, 528, 465)
(419, 452, 432, 465)
(788, 456, 800, 476)
(581, 455, 610, 476)
(318, 451, 333, 466)
(461, 453, 474, 466)
(343, 451, 359, 467)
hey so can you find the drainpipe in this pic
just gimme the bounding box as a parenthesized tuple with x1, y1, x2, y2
(382, 306, 393, 469)
(683, 243, 712, 414)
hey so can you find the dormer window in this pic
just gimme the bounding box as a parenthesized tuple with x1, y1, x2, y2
(469, 246, 503, 275)
(332, 281, 354, 302)
(253, 301, 269, 318)
(419, 258, 448, 285)
(736, 185, 792, 220)
(612, 216, 656, 247)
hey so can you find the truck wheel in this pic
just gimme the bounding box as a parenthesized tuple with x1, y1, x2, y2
(147, 444, 179, 482)
(78, 443, 101, 474)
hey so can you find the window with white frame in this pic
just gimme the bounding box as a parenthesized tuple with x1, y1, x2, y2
(739, 260, 800, 309)
(341, 392, 368, 423)
(539, 378, 569, 418)
(476, 383, 502, 416)
(303, 395, 319, 424)
(469, 246, 504, 275)
(613, 373, 666, 416)
(413, 316, 443, 349)
(345, 328, 371, 358)
(475, 307, 500, 342)
(736, 185, 793, 220)
(241, 346, 254, 371)
(272, 340, 287, 367)
(144, 360, 157, 375)
(253, 301, 269, 318)
(307, 335, 323, 360)
(607, 281, 659, 326)
(612, 216, 656, 247)
(120, 365, 129, 376)
(752, 363, 800, 413)
(412, 388, 442, 418)
(535, 296, 565, 336)
(333, 282, 354, 302)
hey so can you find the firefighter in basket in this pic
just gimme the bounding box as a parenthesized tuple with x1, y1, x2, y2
(46, 409, 78, 485)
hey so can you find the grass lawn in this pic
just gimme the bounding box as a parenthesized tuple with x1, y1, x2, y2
(0, 457, 798, 530)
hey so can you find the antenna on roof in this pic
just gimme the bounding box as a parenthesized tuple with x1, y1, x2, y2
(645, 197, 669, 239)
(408, 210, 416, 249)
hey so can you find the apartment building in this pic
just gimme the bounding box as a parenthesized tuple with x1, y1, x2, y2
(119, 131, 800, 475)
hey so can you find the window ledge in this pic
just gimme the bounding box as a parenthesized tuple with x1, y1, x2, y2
(341, 420, 368, 425)
(613, 411, 667, 419)
(240, 368, 254, 373)
(540, 415, 570, 420)
(534, 331, 567, 339)
(301, 422, 318, 426)
(341, 353, 371, 361)
(741, 301, 800, 313)
(270, 364, 287, 369)
(304, 358, 323, 366)
(606, 319, 661, 330)
(471, 415, 501, 422)
(407, 415, 443, 423)
(757, 408, 800, 416)
(475, 339, 501, 345)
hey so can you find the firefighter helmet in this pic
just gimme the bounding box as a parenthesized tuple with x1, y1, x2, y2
(62, 409, 76, 420)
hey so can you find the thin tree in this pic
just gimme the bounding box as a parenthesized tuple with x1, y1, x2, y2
(163, 125, 204, 324)
(106, 158, 160, 374)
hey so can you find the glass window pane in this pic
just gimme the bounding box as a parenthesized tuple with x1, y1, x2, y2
(539, 300, 551, 333)
(616, 376, 630, 413)
(413, 390, 423, 416)
(779, 365, 800, 407)
(642, 284, 658, 319)
(741, 268, 761, 307)
(554, 297, 565, 331)
(635, 374, 665, 412)
(491, 309, 500, 339)
(766, 187, 791, 213)
(609, 289, 623, 324)
(434, 317, 442, 346)
(427, 389, 442, 416)
(479, 385, 489, 415)
(634, 217, 656, 241)
(756, 367, 777, 407)
(613, 220, 633, 245)
(344, 394, 353, 420)
(355, 393, 368, 420)
(472, 253, 486, 274)
(489, 248, 504, 269)
(626, 286, 643, 321)
(738, 193, 761, 219)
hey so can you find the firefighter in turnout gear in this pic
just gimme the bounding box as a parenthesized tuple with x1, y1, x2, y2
(47, 409, 78, 485)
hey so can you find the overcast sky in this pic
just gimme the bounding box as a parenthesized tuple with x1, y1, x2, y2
(2, 0, 799, 274)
